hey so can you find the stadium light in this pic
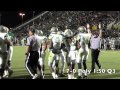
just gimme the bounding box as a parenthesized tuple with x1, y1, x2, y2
(19, 12, 25, 23)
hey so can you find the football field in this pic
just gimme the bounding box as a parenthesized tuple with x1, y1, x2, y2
(11, 46, 120, 79)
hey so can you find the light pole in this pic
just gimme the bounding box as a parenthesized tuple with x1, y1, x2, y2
(33, 11, 35, 25)
(19, 12, 25, 23)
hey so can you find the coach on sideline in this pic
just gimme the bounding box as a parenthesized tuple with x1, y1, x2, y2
(90, 23, 102, 73)
(25, 28, 39, 79)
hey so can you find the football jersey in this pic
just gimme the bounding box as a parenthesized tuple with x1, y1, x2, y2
(90, 36, 101, 49)
(69, 38, 77, 51)
(26, 35, 40, 51)
(37, 35, 47, 48)
(48, 33, 56, 40)
(77, 33, 91, 50)
(52, 34, 63, 50)
(0, 33, 9, 53)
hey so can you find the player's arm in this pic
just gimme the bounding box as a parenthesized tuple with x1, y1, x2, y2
(99, 23, 102, 38)
(25, 37, 30, 55)
(86, 23, 91, 34)
(76, 35, 81, 49)
(26, 46, 30, 55)
(76, 40, 81, 49)
(4, 34, 11, 46)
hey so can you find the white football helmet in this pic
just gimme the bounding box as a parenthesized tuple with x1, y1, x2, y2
(50, 27, 58, 33)
(0, 25, 9, 33)
(78, 26, 86, 33)
(64, 29, 73, 37)
(39, 30, 43, 36)
(36, 29, 43, 36)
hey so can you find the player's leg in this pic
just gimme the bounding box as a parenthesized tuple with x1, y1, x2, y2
(71, 60, 76, 79)
(26, 52, 38, 79)
(66, 52, 72, 79)
(37, 49, 42, 77)
(31, 51, 39, 79)
(8, 46, 13, 69)
(48, 51, 56, 79)
(38, 48, 45, 79)
(82, 55, 87, 78)
(40, 50, 45, 78)
(91, 49, 96, 73)
(3, 45, 10, 78)
(77, 50, 83, 79)
(8, 46, 13, 77)
(38, 57, 45, 79)
(54, 54, 60, 79)
(59, 50, 66, 77)
(0, 54, 4, 79)
(1, 53, 8, 79)
(95, 50, 101, 69)
(70, 51, 77, 79)
(48, 51, 54, 72)
(41, 44, 47, 77)
(82, 50, 89, 78)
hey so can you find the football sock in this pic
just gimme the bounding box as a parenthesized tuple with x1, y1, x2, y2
(52, 72, 56, 79)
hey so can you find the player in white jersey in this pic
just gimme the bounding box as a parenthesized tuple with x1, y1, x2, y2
(64, 29, 76, 79)
(36, 30, 47, 79)
(76, 25, 91, 79)
(3, 28, 13, 78)
(57, 31, 66, 77)
(68, 35, 78, 79)
(48, 27, 64, 79)
(0, 25, 11, 79)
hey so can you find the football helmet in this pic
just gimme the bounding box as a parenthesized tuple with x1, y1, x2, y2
(78, 26, 86, 33)
(50, 27, 58, 33)
(36, 30, 43, 36)
(64, 29, 73, 37)
(0, 25, 9, 33)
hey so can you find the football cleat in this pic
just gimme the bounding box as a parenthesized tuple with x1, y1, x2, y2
(78, 76, 82, 79)
(83, 76, 88, 79)
(32, 74, 38, 79)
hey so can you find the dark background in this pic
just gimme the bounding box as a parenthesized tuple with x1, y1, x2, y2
(0, 11, 42, 28)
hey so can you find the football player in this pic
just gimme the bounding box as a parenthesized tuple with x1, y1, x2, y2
(3, 28, 14, 78)
(76, 25, 91, 79)
(63, 29, 75, 79)
(48, 27, 64, 79)
(68, 34, 78, 79)
(57, 31, 66, 77)
(0, 25, 11, 79)
(37, 30, 47, 79)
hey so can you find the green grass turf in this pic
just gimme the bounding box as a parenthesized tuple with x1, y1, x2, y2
(11, 46, 120, 79)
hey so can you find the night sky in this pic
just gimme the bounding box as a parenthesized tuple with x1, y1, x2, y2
(0, 11, 42, 28)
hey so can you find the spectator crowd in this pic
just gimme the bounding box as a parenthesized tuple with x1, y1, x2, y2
(12, 11, 120, 50)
